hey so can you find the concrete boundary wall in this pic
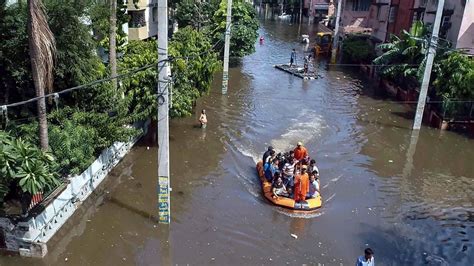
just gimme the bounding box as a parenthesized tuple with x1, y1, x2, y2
(0, 120, 150, 257)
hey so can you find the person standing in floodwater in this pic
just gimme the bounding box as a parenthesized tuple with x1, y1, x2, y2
(356, 248, 374, 266)
(199, 109, 207, 128)
(290, 49, 297, 67)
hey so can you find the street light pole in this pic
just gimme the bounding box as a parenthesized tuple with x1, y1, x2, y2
(413, 0, 445, 130)
(157, 0, 170, 224)
(222, 0, 232, 94)
(331, 0, 342, 63)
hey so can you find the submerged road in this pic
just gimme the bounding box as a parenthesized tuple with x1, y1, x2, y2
(2, 20, 473, 265)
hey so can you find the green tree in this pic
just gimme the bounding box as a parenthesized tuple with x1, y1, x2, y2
(433, 52, 474, 99)
(0, 2, 31, 105)
(119, 27, 220, 119)
(175, 0, 220, 29)
(212, 0, 259, 57)
(169, 27, 220, 116)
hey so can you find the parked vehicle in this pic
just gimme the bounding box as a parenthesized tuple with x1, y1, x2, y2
(314, 32, 333, 56)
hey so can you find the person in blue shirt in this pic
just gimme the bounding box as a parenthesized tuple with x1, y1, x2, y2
(264, 158, 279, 182)
(262, 146, 275, 164)
(290, 49, 297, 67)
(356, 248, 374, 266)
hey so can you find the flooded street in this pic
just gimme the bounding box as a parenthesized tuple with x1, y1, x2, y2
(2, 21, 473, 265)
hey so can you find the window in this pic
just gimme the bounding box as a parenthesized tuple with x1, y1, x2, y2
(389, 6, 398, 23)
(152, 7, 158, 22)
(129, 10, 146, 28)
(351, 0, 371, 11)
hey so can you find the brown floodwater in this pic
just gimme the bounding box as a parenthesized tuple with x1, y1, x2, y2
(2, 20, 473, 266)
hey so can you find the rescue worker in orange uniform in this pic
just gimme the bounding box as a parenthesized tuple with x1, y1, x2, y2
(294, 166, 309, 202)
(293, 141, 308, 162)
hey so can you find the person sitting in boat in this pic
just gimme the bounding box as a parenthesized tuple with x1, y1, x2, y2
(293, 141, 308, 162)
(307, 171, 320, 198)
(262, 146, 275, 165)
(294, 166, 310, 202)
(308, 159, 319, 177)
(272, 176, 289, 199)
(265, 158, 280, 182)
(282, 163, 295, 189)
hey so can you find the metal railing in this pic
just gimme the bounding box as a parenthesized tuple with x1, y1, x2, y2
(433, 97, 474, 121)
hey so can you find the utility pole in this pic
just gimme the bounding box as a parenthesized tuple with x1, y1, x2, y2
(157, 0, 170, 224)
(331, 0, 342, 63)
(222, 0, 232, 94)
(109, 0, 117, 92)
(299, 0, 303, 24)
(308, 0, 314, 25)
(413, 0, 445, 130)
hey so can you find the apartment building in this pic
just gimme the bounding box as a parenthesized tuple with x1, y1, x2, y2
(367, 0, 473, 53)
(367, 0, 415, 42)
(413, 0, 473, 53)
(305, 0, 333, 21)
(125, 0, 158, 41)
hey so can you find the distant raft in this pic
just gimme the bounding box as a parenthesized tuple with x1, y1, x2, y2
(256, 161, 322, 211)
(274, 64, 320, 80)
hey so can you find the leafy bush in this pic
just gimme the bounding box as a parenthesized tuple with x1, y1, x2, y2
(342, 35, 375, 64)
(433, 52, 474, 99)
(49, 120, 97, 176)
(0, 131, 60, 203)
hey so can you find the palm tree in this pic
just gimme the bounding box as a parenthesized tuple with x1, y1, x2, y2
(27, 0, 56, 150)
(373, 21, 432, 81)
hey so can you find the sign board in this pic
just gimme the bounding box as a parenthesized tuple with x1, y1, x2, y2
(158, 176, 170, 224)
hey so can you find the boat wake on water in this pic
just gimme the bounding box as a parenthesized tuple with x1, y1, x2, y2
(275, 208, 323, 218)
(271, 109, 327, 152)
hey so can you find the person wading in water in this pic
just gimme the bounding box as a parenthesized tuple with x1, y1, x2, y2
(199, 109, 207, 128)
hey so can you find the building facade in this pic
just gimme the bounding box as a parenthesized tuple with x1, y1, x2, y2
(413, 0, 473, 54)
(367, 0, 473, 53)
(341, 0, 373, 34)
(367, 0, 415, 42)
(125, 0, 158, 41)
(305, 0, 332, 21)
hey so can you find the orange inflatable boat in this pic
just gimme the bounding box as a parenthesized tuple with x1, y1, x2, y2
(256, 161, 322, 211)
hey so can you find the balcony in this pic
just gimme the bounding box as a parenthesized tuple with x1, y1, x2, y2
(128, 25, 148, 40)
(126, 0, 148, 10)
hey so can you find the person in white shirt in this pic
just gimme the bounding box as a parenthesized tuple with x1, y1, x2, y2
(307, 171, 320, 198)
(308, 159, 319, 177)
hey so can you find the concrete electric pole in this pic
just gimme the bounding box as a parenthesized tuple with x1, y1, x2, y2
(157, 0, 170, 224)
(331, 0, 342, 63)
(413, 0, 445, 130)
(222, 0, 232, 94)
(308, 0, 314, 25)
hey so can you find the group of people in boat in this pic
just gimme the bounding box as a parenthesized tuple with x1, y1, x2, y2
(262, 142, 320, 202)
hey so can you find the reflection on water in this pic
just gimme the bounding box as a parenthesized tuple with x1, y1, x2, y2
(1, 20, 473, 266)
